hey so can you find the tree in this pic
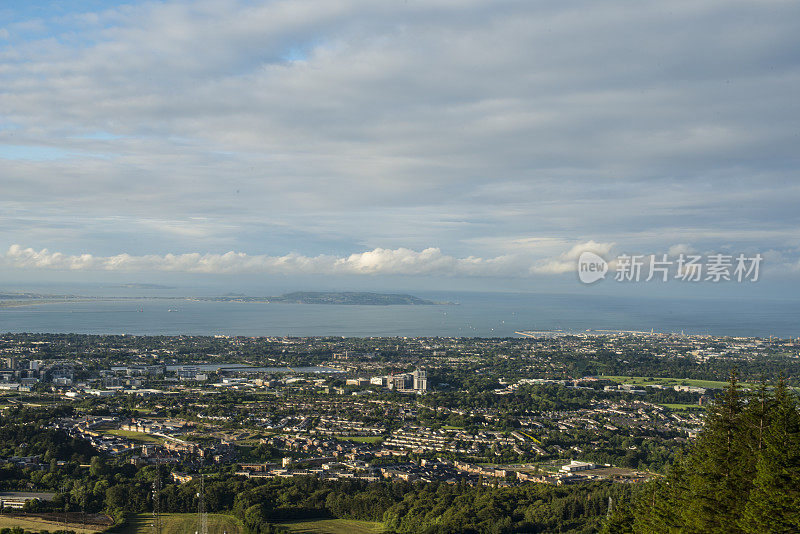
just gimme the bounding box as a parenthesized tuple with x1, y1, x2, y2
(740, 380, 800, 533)
(90, 456, 106, 477)
(104, 484, 129, 512)
(678, 372, 752, 533)
(632, 454, 691, 533)
(741, 381, 774, 456)
(616, 376, 800, 533)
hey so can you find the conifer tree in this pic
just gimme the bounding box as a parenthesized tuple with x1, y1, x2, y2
(741, 380, 774, 456)
(740, 380, 800, 533)
(631, 454, 691, 534)
(604, 375, 800, 533)
(599, 498, 634, 534)
(679, 372, 752, 533)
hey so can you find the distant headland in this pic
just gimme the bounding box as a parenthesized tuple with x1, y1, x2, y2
(201, 291, 442, 305)
(0, 290, 447, 307)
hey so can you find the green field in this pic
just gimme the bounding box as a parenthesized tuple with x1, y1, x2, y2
(602, 376, 735, 389)
(0, 515, 102, 533)
(659, 403, 705, 410)
(117, 513, 242, 534)
(105, 429, 165, 443)
(277, 519, 385, 534)
(533, 460, 568, 474)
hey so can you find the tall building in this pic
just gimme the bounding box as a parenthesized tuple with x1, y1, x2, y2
(370, 376, 387, 386)
(413, 369, 428, 392)
(392, 373, 412, 390)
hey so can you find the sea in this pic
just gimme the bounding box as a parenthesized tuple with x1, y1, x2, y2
(1, 291, 798, 339)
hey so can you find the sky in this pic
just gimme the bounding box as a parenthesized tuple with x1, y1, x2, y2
(1, 0, 799, 296)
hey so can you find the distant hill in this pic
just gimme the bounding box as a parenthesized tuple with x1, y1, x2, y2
(274, 291, 437, 305)
(201, 291, 440, 305)
(0, 290, 443, 306)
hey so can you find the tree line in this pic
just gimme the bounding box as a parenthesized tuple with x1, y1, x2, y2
(602, 375, 800, 533)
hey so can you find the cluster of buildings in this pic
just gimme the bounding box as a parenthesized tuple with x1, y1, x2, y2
(233, 457, 651, 487)
(52, 415, 232, 464)
(347, 368, 428, 393)
(2, 332, 795, 495)
(383, 426, 519, 455)
(0, 357, 45, 390)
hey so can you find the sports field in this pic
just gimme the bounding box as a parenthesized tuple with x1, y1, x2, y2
(105, 429, 164, 443)
(602, 376, 734, 389)
(117, 513, 243, 534)
(659, 403, 705, 410)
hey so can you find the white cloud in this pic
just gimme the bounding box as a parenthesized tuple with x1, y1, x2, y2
(0, 0, 799, 276)
(530, 241, 615, 274)
(1, 244, 531, 277)
(668, 243, 695, 256)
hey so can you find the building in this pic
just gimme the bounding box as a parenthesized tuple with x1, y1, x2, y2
(390, 373, 412, 390)
(674, 385, 707, 395)
(51, 366, 74, 385)
(85, 389, 116, 397)
(346, 378, 370, 387)
(175, 366, 206, 380)
(560, 460, 596, 473)
(370, 376, 387, 386)
(413, 369, 428, 392)
(383, 370, 428, 393)
(0, 492, 55, 510)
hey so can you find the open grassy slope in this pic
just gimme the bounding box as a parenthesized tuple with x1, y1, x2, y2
(0, 515, 103, 533)
(117, 513, 243, 534)
(277, 518, 385, 534)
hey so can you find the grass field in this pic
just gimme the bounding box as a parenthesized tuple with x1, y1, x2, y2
(118, 513, 243, 534)
(602, 376, 735, 389)
(659, 403, 705, 410)
(0, 515, 102, 533)
(277, 519, 385, 534)
(536, 460, 567, 474)
(105, 429, 164, 443)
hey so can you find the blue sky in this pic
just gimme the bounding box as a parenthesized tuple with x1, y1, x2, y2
(1, 0, 799, 295)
